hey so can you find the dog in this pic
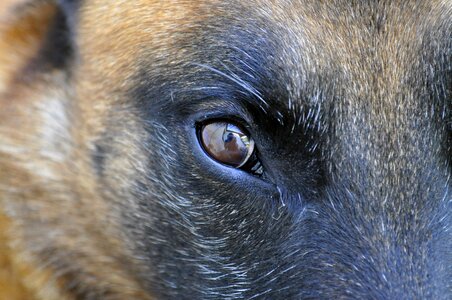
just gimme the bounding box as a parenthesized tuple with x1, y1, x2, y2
(0, 0, 450, 299)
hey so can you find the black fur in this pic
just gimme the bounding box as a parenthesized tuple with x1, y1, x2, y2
(35, 5, 72, 71)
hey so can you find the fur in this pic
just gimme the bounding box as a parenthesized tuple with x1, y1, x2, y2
(0, 0, 451, 299)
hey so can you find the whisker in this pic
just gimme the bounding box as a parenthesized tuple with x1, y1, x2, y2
(192, 62, 269, 108)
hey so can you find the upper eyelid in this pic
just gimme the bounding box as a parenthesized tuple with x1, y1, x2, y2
(186, 97, 254, 126)
(196, 116, 253, 134)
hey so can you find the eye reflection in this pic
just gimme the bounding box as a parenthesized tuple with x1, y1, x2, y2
(201, 121, 255, 168)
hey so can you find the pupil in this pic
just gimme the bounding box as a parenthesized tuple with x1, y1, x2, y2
(224, 132, 234, 143)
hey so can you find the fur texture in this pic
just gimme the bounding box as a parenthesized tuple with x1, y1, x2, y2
(0, 0, 451, 299)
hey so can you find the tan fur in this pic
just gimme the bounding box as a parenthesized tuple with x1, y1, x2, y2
(0, 1, 153, 299)
(0, 214, 37, 300)
(0, 0, 450, 299)
(0, 3, 58, 299)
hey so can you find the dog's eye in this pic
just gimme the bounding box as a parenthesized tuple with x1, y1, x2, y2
(200, 121, 254, 168)
(199, 121, 263, 175)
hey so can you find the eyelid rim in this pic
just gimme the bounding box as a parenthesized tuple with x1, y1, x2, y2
(190, 115, 274, 188)
(195, 114, 254, 133)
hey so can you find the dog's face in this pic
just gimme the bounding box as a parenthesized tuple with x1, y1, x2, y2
(1, 0, 451, 299)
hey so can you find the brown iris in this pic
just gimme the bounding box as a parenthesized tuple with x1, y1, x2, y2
(200, 121, 255, 168)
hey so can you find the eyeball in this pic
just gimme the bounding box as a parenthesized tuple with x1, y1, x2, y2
(200, 121, 255, 168)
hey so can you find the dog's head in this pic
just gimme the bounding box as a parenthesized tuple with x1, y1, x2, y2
(0, 0, 451, 299)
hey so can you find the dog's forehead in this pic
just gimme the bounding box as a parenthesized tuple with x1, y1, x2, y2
(76, 0, 451, 119)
